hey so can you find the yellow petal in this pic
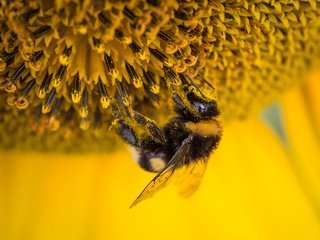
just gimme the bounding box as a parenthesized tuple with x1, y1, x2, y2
(1, 113, 320, 239)
(280, 70, 320, 213)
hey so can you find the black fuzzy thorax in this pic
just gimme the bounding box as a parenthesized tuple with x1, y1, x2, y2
(137, 116, 221, 172)
(190, 134, 221, 161)
(163, 118, 190, 161)
(164, 117, 220, 164)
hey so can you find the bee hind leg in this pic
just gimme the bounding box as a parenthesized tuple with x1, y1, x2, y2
(132, 111, 166, 144)
(111, 92, 165, 147)
(111, 118, 140, 148)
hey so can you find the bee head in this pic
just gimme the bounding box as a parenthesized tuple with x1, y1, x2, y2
(187, 90, 219, 119)
(173, 87, 219, 122)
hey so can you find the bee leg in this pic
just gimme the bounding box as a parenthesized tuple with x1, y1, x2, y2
(111, 118, 140, 147)
(132, 111, 166, 144)
(114, 88, 166, 144)
(112, 89, 165, 147)
(110, 98, 140, 148)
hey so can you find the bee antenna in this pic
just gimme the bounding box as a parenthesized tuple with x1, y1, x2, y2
(195, 74, 215, 91)
(180, 73, 205, 98)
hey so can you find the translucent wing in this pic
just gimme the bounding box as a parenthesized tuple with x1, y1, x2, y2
(175, 158, 209, 197)
(130, 136, 192, 208)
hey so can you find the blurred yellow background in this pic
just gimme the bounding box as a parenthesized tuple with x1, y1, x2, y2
(1, 72, 320, 240)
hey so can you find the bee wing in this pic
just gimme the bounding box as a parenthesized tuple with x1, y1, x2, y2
(130, 137, 191, 208)
(175, 158, 209, 198)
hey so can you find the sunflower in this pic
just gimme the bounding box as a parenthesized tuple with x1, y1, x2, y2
(0, 0, 320, 239)
(1, 0, 320, 150)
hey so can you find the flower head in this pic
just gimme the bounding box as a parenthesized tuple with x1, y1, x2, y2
(0, 0, 320, 151)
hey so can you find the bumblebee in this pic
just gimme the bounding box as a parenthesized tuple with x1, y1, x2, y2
(112, 76, 222, 207)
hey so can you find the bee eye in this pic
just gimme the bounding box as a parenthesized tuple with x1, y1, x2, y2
(193, 101, 206, 113)
(187, 93, 219, 119)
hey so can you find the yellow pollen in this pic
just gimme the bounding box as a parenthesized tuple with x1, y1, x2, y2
(37, 89, 47, 99)
(100, 97, 110, 109)
(71, 92, 81, 103)
(133, 78, 143, 88)
(150, 85, 160, 94)
(79, 107, 89, 118)
(42, 105, 51, 114)
(59, 55, 69, 65)
(52, 78, 61, 87)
